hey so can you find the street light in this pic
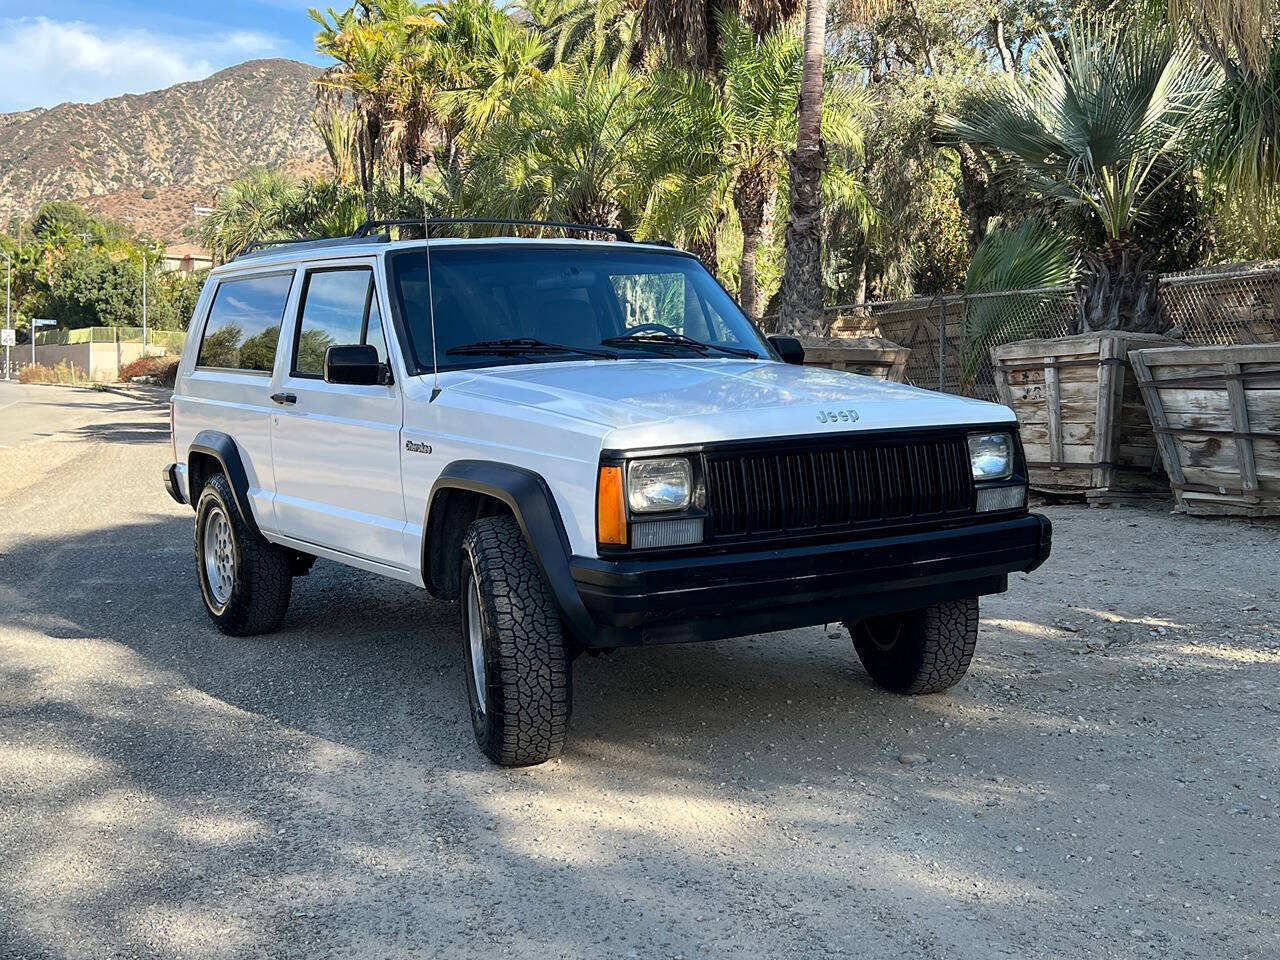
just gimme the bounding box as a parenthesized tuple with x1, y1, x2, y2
(2, 250, 11, 382)
(136, 248, 150, 355)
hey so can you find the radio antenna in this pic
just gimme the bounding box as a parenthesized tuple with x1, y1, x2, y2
(423, 205, 441, 403)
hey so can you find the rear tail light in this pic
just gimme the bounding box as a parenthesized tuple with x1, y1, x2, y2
(169, 399, 176, 461)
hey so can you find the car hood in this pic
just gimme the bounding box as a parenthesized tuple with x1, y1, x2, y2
(444, 357, 1013, 447)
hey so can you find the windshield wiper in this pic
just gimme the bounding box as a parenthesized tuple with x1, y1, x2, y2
(446, 338, 618, 360)
(600, 332, 758, 359)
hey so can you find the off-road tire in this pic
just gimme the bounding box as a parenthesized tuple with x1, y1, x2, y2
(194, 472, 293, 637)
(460, 515, 571, 766)
(848, 598, 979, 694)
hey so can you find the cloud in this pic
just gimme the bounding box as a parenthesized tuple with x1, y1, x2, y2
(0, 18, 281, 112)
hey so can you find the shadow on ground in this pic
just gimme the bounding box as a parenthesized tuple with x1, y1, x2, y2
(1, 506, 1277, 959)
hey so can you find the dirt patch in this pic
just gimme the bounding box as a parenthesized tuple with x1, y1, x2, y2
(0, 394, 1276, 959)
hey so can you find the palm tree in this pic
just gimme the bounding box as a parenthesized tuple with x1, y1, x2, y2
(468, 63, 646, 227)
(942, 19, 1219, 333)
(312, 0, 428, 212)
(420, 0, 550, 151)
(641, 14, 872, 318)
(1178, 0, 1273, 78)
(315, 107, 360, 185)
(524, 0, 643, 68)
(312, 4, 392, 213)
(773, 0, 829, 337)
(1188, 0, 1280, 201)
(199, 170, 303, 263)
(637, 0, 797, 73)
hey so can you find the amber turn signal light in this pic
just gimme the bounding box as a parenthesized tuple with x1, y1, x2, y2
(597, 465, 627, 545)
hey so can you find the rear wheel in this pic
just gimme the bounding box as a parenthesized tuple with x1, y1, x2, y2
(194, 472, 292, 636)
(459, 515, 571, 766)
(848, 598, 979, 694)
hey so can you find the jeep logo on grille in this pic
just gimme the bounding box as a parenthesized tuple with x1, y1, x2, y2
(817, 408, 859, 424)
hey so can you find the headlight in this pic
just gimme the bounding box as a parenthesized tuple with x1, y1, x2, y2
(968, 432, 1013, 481)
(626, 458, 692, 513)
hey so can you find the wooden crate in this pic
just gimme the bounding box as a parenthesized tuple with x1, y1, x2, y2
(990, 332, 1177, 501)
(798, 336, 910, 382)
(1128, 343, 1280, 517)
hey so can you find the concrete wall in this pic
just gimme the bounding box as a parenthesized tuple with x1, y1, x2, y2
(32, 342, 173, 381)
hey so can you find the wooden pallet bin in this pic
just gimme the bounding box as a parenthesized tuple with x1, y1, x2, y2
(990, 332, 1177, 501)
(798, 336, 910, 381)
(1128, 343, 1280, 517)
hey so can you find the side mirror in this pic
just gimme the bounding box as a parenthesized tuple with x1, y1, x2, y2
(769, 335, 805, 365)
(324, 344, 389, 386)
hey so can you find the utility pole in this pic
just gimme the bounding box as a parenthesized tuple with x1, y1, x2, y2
(141, 250, 148, 354)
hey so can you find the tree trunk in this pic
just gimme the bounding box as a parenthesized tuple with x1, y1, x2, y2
(357, 133, 375, 221)
(777, 0, 828, 338)
(688, 231, 718, 276)
(955, 142, 996, 254)
(990, 16, 1015, 73)
(851, 237, 868, 305)
(735, 171, 768, 320)
(1072, 240, 1167, 335)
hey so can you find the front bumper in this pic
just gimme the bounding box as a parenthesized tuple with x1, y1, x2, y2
(568, 513, 1051, 647)
(162, 463, 186, 505)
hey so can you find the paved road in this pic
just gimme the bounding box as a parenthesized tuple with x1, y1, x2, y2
(1, 385, 1277, 959)
(0, 382, 157, 449)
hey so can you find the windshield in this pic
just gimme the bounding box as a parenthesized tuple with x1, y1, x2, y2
(386, 245, 771, 373)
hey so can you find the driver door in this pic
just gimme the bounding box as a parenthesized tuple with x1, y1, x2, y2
(269, 261, 408, 569)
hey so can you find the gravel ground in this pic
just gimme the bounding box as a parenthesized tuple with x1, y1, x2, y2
(1, 383, 1277, 960)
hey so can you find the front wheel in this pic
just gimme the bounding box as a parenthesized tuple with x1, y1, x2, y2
(459, 515, 572, 766)
(847, 597, 979, 694)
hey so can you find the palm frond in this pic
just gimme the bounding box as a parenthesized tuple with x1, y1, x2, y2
(962, 220, 1079, 387)
(940, 19, 1220, 239)
(965, 219, 1078, 293)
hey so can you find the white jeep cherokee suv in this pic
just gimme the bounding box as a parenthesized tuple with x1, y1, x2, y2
(163, 219, 1051, 766)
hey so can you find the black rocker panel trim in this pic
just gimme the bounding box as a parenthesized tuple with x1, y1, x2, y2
(426, 461, 596, 644)
(187, 430, 263, 540)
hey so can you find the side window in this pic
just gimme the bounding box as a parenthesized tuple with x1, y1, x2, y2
(293, 267, 387, 378)
(196, 272, 294, 372)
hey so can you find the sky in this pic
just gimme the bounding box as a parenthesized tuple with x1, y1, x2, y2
(0, 1, 328, 112)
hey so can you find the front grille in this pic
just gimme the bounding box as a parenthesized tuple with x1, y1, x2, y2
(705, 433, 973, 540)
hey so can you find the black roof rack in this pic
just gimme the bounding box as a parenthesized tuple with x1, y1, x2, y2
(351, 217, 635, 243)
(232, 234, 385, 262)
(228, 217, 641, 264)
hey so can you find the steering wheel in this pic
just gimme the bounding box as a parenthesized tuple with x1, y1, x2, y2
(621, 322, 680, 337)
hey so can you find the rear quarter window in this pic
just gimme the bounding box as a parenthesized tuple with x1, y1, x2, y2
(196, 272, 295, 372)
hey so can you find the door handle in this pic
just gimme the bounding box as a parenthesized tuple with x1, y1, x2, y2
(270, 392, 297, 405)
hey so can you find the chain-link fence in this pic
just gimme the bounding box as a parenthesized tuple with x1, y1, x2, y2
(1160, 262, 1280, 345)
(34, 326, 186, 351)
(818, 260, 1280, 399)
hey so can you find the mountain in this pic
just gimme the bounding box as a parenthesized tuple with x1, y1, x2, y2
(0, 59, 328, 241)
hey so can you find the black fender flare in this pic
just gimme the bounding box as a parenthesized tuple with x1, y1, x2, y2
(427, 461, 596, 645)
(188, 430, 263, 540)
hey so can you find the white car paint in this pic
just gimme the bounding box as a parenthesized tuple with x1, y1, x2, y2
(172, 238, 1018, 581)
